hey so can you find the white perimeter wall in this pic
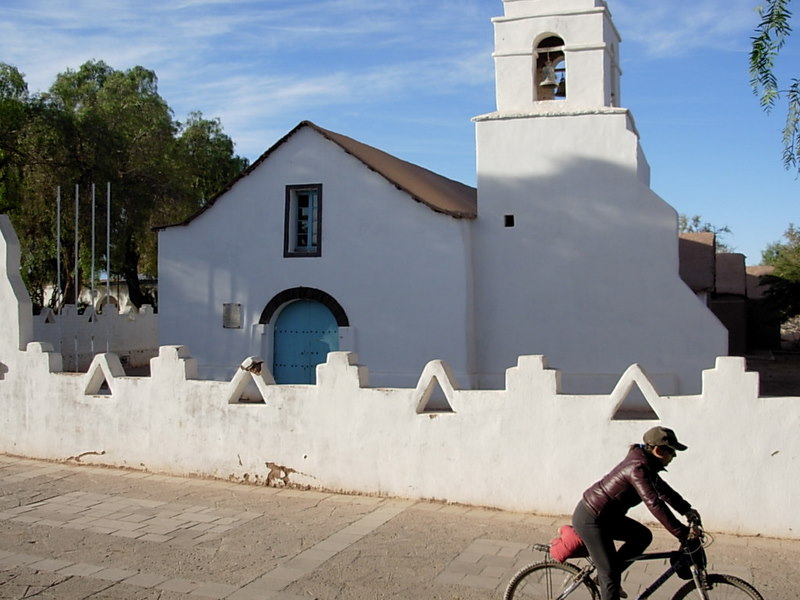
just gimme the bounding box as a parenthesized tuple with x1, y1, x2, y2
(158, 127, 474, 387)
(32, 305, 158, 371)
(1, 346, 797, 541)
(1, 214, 798, 540)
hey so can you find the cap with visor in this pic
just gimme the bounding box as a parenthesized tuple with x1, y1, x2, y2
(643, 426, 687, 451)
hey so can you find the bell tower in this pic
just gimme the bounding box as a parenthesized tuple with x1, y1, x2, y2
(470, 0, 728, 394)
(493, 0, 621, 112)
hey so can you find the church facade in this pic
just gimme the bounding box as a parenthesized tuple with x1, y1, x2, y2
(158, 0, 726, 394)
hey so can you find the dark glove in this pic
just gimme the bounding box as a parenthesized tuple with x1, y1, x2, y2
(677, 524, 691, 543)
(684, 508, 701, 525)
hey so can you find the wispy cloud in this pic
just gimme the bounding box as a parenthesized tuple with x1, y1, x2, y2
(611, 0, 762, 57)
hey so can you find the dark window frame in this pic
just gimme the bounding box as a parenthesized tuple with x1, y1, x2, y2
(284, 184, 323, 257)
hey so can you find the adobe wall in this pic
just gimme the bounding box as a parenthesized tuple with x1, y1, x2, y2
(33, 304, 158, 371)
(1, 215, 797, 539)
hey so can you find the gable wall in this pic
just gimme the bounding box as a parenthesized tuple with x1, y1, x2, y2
(158, 127, 475, 386)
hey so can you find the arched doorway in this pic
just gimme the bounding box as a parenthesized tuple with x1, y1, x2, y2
(272, 300, 339, 384)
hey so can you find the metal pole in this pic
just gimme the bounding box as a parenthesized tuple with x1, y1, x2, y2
(90, 183, 96, 357)
(74, 183, 79, 372)
(106, 182, 111, 307)
(91, 183, 96, 309)
(74, 183, 79, 306)
(107, 182, 111, 353)
(56, 186, 61, 312)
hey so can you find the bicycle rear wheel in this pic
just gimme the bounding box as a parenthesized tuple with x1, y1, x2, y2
(504, 561, 598, 600)
(672, 573, 764, 600)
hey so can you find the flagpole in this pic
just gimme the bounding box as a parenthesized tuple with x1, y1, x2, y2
(106, 182, 111, 311)
(74, 184, 79, 305)
(91, 183, 96, 309)
(56, 186, 61, 312)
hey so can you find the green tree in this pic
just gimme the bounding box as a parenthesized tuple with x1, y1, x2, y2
(750, 0, 800, 171)
(0, 60, 248, 309)
(761, 224, 800, 321)
(176, 111, 250, 207)
(0, 64, 29, 214)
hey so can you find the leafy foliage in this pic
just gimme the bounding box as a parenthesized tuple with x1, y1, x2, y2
(0, 60, 249, 310)
(761, 224, 800, 321)
(750, 0, 800, 171)
(678, 214, 733, 253)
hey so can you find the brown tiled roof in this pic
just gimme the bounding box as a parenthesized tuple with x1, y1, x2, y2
(156, 121, 476, 230)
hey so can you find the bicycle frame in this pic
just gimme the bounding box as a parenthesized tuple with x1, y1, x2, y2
(562, 548, 705, 600)
(625, 550, 685, 599)
(618, 549, 707, 600)
(528, 533, 713, 600)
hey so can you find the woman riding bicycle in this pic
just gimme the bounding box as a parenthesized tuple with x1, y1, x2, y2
(572, 426, 701, 600)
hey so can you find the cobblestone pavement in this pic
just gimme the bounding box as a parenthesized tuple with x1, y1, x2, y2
(0, 454, 797, 599)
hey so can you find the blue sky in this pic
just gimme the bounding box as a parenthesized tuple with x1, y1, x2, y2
(1, 0, 797, 265)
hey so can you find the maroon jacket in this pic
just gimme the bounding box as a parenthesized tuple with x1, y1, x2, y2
(582, 445, 691, 539)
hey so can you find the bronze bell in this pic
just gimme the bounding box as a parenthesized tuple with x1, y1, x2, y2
(540, 62, 558, 89)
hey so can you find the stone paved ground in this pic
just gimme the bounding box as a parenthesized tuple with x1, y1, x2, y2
(0, 454, 797, 599)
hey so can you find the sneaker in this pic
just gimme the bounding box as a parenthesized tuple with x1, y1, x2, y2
(591, 577, 627, 599)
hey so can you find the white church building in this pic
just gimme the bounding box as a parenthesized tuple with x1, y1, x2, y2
(157, 0, 727, 394)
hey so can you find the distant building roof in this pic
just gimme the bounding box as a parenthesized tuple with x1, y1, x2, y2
(679, 232, 715, 293)
(716, 253, 747, 296)
(157, 121, 477, 230)
(746, 265, 775, 300)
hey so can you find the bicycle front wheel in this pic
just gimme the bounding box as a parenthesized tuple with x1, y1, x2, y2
(504, 561, 598, 600)
(672, 573, 764, 600)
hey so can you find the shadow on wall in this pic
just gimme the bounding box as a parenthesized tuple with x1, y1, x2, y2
(473, 154, 727, 394)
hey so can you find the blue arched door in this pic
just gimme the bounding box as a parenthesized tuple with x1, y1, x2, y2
(272, 300, 339, 384)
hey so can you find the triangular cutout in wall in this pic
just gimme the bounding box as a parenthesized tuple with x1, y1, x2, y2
(83, 353, 125, 396)
(238, 376, 266, 404)
(610, 364, 660, 421)
(413, 360, 458, 414)
(612, 382, 658, 420)
(419, 376, 454, 413)
(226, 356, 274, 404)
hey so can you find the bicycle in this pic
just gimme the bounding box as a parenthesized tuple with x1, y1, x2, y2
(503, 522, 764, 600)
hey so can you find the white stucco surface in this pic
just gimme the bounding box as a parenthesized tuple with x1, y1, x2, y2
(1, 217, 797, 539)
(472, 111, 727, 393)
(159, 127, 474, 387)
(32, 304, 158, 371)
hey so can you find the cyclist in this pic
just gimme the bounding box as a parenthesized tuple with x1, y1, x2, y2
(571, 426, 701, 600)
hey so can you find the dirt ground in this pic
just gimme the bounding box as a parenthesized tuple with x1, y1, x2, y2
(746, 351, 800, 396)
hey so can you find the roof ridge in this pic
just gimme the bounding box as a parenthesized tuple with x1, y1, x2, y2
(155, 121, 476, 231)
